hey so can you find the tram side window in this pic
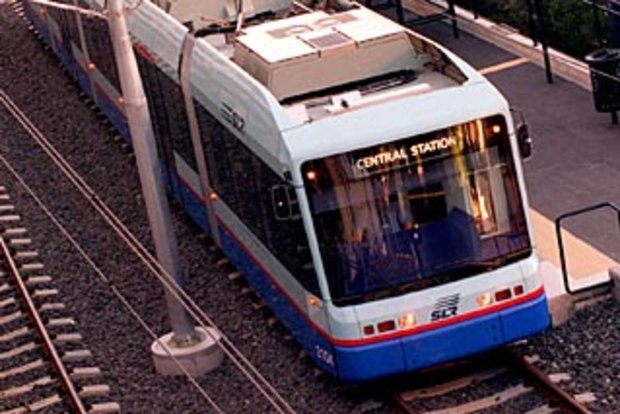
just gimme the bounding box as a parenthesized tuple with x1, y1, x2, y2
(78, 7, 120, 91)
(194, 99, 244, 216)
(47, 0, 79, 48)
(136, 56, 198, 175)
(195, 102, 319, 297)
(159, 71, 197, 173)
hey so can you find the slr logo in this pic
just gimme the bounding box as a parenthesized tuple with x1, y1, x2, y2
(220, 102, 246, 133)
(430, 293, 460, 322)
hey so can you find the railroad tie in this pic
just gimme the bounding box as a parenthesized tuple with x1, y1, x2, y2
(54, 332, 83, 343)
(38, 302, 65, 312)
(0, 311, 23, 325)
(0, 297, 16, 308)
(19, 262, 44, 272)
(423, 384, 532, 413)
(0, 341, 36, 360)
(25, 275, 52, 285)
(8, 237, 31, 246)
(548, 373, 571, 383)
(62, 349, 93, 362)
(28, 395, 63, 411)
(79, 384, 110, 398)
(227, 271, 242, 281)
(32, 288, 58, 298)
(0, 326, 30, 343)
(0, 215, 21, 222)
(70, 366, 102, 380)
(89, 402, 121, 413)
(0, 359, 45, 380)
(3, 227, 27, 237)
(14, 250, 39, 261)
(574, 392, 597, 404)
(0, 376, 54, 399)
(47, 317, 76, 327)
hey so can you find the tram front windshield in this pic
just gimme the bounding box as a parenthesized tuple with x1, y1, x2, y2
(302, 115, 531, 306)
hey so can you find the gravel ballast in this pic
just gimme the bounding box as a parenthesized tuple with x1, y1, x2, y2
(1, 3, 619, 412)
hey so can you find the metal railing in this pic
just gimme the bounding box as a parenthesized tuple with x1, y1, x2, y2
(555, 201, 619, 294)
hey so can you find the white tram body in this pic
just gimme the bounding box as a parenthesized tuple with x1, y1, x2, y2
(22, 0, 550, 380)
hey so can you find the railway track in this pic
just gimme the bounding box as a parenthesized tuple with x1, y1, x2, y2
(0, 186, 119, 413)
(0, 56, 296, 412)
(392, 348, 593, 414)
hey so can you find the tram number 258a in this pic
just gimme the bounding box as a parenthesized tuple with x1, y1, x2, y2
(314, 345, 335, 367)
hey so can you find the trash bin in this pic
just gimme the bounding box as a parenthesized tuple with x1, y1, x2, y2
(584, 48, 620, 114)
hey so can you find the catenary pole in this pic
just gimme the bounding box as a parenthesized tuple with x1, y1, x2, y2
(107, 0, 197, 345)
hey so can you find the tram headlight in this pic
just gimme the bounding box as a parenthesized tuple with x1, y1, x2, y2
(306, 170, 317, 181)
(398, 313, 416, 329)
(476, 293, 493, 307)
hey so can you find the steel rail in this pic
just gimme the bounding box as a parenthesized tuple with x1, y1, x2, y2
(0, 236, 88, 413)
(506, 350, 592, 414)
(1, 75, 295, 412)
(392, 349, 592, 414)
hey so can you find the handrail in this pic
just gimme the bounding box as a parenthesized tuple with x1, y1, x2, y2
(555, 201, 619, 294)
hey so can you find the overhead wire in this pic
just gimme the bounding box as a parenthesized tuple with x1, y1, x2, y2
(0, 152, 226, 414)
(0, 88, 296, 414)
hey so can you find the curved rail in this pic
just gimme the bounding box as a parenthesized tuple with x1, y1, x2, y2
(0, 235, 87, 413)
(507, 350, 591, 414)
(392, 348, 592, 414)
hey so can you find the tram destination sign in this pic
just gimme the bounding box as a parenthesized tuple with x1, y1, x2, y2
(350, 134, 458, 178)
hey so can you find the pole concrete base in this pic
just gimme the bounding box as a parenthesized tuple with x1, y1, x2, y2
(151, 327, 223, 377)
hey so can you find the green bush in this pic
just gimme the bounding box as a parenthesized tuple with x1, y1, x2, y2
(546, 0, 607, 57)
(454, 0, 609, 58)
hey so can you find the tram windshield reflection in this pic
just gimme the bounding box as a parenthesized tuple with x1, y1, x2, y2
(302, 115, 532, 306)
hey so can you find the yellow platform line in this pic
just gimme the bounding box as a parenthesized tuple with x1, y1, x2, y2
(479, 57, 530, 75)
(529, 208, 618, 279)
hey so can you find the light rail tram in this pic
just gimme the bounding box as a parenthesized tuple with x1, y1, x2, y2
(20, 0, 551, 380)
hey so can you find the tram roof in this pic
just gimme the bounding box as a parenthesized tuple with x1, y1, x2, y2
(119, 0, 504, 174)
(281, 79, 510, 179)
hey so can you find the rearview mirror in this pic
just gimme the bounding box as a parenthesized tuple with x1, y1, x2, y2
(511, 108, 532, 160)
(516, 122, 532, 159)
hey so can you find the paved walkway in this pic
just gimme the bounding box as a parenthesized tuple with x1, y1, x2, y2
(378, 3, 620, 281)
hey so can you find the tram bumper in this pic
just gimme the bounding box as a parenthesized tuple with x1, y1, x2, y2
(333, 293, 550, 382)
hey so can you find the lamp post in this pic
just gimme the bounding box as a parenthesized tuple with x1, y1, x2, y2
(105, 0, 223, 376)
(30, 0, 224, 378)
